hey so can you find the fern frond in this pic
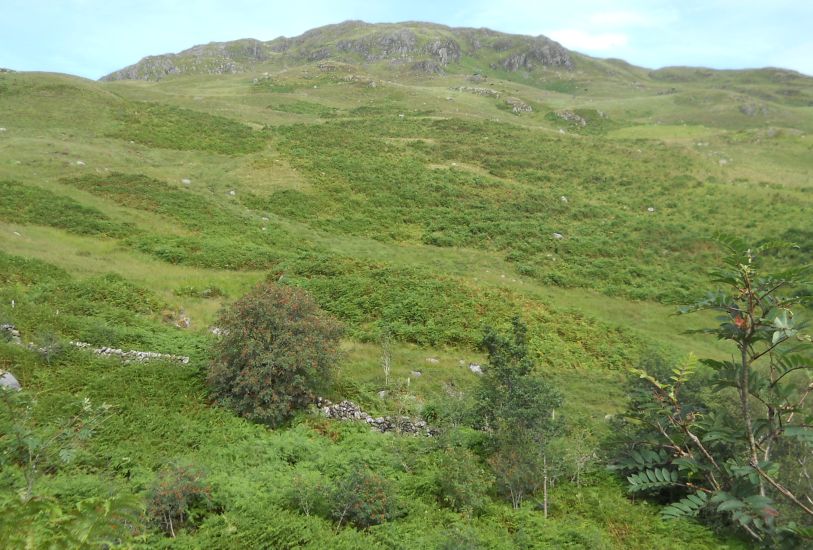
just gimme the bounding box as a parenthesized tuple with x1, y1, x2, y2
(627, 468, 679, 492)
(661, 491, 709, 519)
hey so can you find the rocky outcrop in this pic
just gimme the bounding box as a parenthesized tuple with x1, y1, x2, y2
(739, 103, 769, 116)
(316, 397, 437, 436)
(424, 39, 461, 65)
(495, 38, 573, 72)
(101, 22, 572, 81)
(101, 38, 271, 81)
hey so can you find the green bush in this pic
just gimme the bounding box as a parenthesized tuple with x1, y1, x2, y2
(147, 463, 213, 537)
(208, 282, 343, 427)
(328, 466, 399, 529)
(434, 446, 494, 515)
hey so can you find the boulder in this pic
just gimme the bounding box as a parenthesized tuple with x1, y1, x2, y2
(0, 371, 21, 391)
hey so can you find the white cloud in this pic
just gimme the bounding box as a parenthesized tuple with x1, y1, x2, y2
(548, 29, 629, 51)
(588, 10, 656, 27)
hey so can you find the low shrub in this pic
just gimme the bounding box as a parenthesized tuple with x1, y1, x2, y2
(208, 282, 343, 427)
(147, 463, 213, 537)
(329, 466, 399, 529)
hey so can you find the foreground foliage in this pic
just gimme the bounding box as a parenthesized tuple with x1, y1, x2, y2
(616, 237, 813, 543)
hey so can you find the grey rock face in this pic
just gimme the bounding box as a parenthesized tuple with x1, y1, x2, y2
(424, 39, 461, 65)
(101, 22, 572, 81)
(496, 38, 572, 71)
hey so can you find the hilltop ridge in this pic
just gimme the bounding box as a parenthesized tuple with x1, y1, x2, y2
(101, 20, 573, 81)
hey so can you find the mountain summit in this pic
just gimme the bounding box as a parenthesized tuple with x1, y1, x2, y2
(101, 21, 573, 81)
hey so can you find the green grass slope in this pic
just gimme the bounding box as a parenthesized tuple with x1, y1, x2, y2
(1, 25, 811, 547)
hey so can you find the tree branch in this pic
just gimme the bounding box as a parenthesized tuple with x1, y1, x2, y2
(752, 462, 813, 518)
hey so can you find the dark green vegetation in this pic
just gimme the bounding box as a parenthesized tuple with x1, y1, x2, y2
(1, 20, 811, 548)
(209, 282, 343, 427)
(614, 239, 813, 544)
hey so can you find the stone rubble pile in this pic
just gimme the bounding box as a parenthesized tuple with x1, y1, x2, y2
(316, 397, 437, 436)
(505, 97, 532, 114)
(555, 110, 587, 126)
(450, 86, 501, 98)
(1, 324, 22, 345)
(70, 341, 190, 364)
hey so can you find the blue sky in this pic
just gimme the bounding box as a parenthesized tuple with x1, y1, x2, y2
(2, 0, 811, 79)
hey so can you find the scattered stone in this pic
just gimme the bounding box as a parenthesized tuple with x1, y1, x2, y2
(560, 195, 568, 203)
(0, 371, 21, 391)
(75, 160, 86, 166)
(718, 159, 729, 166)
(209, 326, 226, 337)
(398, 113, 405, 118)
(378, 390, 388, 399)
(181, 178, 192, 185)
(647, 207, 656, 213)
(469, 363, 483, 375)
(552, 232, 564, 240)
(228, 190, 236, 196)
(316, 397, 437, 436)
(425, 357, 439, 364)
(261, 217, 269, 222)
(410, 370, 422, 378)
(0, 127, 6, 132)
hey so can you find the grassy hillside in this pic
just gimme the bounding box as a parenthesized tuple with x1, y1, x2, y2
(1, 23, 811, 548)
